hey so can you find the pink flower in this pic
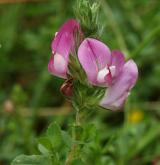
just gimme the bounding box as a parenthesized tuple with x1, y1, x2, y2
(48, 19, 80, 78)
(78, 38, 138, 110)
(48, 20, 138, 110)
(100, 60, 138, 110)
(78, 38, 124, 87)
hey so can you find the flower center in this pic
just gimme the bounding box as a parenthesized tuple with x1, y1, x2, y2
(97, 67, 109, 83)
(97, 65, 116, 84)
(109, 65, 116, 77)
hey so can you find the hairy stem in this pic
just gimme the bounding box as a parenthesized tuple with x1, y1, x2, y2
(65, 105, 81, 165)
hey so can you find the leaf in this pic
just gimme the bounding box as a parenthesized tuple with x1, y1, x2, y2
(83, 124, 97, 142)
(47, 122, 62, 149)
(72, 158, 85, 165)
(11, 154, 52, 165)
(61, 130, 72, 148)
(38, 144, 49, 155)
(38, 137, 52, 151)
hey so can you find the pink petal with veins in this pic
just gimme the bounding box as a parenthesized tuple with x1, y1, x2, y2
(48, 19, 80, 78)
(78, 38, 111, 86)
(100, 60, 138, 110)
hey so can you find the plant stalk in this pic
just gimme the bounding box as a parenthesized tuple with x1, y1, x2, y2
(65, 105, 81, 165)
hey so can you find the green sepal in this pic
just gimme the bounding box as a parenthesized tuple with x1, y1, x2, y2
(74, 0, 102, 37)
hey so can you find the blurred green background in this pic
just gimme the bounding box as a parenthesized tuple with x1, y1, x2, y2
(0, 0, 160, 164)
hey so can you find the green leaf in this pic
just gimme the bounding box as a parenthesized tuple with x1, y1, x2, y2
(11, 154, 52, 165)
(38, 144, 50, 155)
(38, 137, 52, 151)
(47, 122, 62, 149)
(83, 124, 97, 142)
(72, 158, 85, 165)
(61, 130, 72, 148)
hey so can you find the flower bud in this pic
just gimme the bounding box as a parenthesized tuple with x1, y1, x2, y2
(60, 78, 73, 97)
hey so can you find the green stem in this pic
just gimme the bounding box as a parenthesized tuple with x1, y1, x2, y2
(65, 104, 81, 165)
(76, 108, 80, 126)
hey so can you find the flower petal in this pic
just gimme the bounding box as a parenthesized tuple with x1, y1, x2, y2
(48, 53, 67, 78)
(51, 19, 80, 58)
(49, 19, 80, 78)
(100, 60, 138, 110)
(78, 38, 111, 85)
(111, 50, 125, 77)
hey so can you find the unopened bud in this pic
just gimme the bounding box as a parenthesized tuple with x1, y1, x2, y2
(60, 78, 73, 97)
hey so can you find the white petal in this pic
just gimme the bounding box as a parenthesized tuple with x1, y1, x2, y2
(55, 32, 58, 37)
(109, 65, 116, 77)
(54, 53, 66, 73)
(97, 67, 109, 83)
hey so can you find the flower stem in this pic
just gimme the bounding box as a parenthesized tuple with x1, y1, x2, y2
(65, 144, 76, 165)
(76, 107, 80, 126)
(65, 104, 81, 165)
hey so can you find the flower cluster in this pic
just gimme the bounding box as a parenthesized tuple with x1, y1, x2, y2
(48, 19, 138, 111)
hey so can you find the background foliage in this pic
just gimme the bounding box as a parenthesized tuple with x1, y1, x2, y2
(0, 0, 160, 164)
